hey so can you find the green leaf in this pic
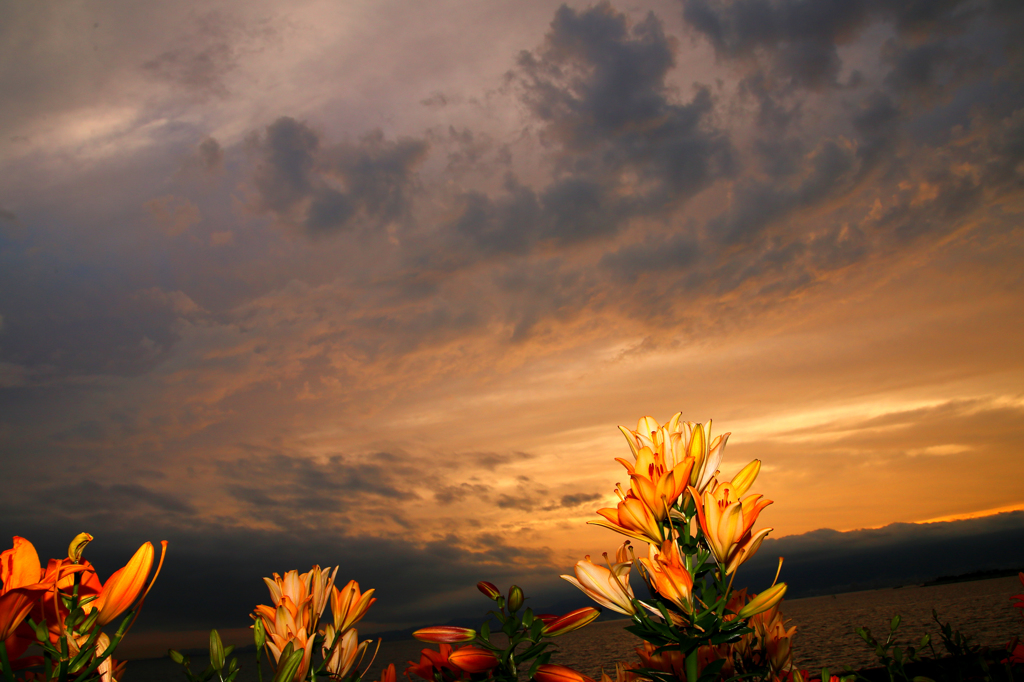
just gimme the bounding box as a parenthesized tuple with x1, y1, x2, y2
(481, 621, 491, 642)
(821, 667, 830, 681)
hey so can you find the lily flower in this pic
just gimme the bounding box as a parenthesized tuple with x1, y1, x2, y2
(541, 607, 601, 636)
(691, 482, 773, 575)
(638, 540, 694, 615)
(87, 541, 158, 626)
(323, 625, 369, 679)
(590, 496, 663, 545)
(619, 417, 730, 496)
(331, 579, 375, 633)
(561, 545, 636, 615)
(448, 646, 499, 673)
(405, 644, 466, 682)
(0, 537, 57, 642)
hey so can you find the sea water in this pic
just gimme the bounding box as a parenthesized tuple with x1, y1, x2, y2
(125, 576, 1023, 681)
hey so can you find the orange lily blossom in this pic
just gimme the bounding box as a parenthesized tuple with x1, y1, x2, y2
(561, 542, 636, 615)
(86, 540, 168, 626)
(405, 643, 465, 682)
(619, 416, 731, 495)
(323, 625, 369, 678)
(331, 579, 375, 633)
(590, 493, 663, 545)
(638, 540, 694, 615)
(0, 538, 57, 643)
(691, 481, 774, 575)
(263, 565, 338, 631)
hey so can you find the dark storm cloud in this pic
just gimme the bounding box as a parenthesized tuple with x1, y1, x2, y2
(425, 3, 733, 269)
(217, 450, 418, 527)
(516, 4, 733, 206)
(434, 482, 491, 505)
(0, 282, 200, 377)
(680, 0, 987, 90)
(46, 481, 197, 515)
(600, 232, 701, 282)
(741, 511, 1024, 597)
(542, 491, 603, 511)
(251, 117, 429, 234)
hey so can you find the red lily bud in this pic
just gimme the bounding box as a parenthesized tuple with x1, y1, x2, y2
(477, 581, 501, 600)
(378, 663, 397, 682)
(534, 664, 596, 682)
(413, 626, 477, 643)
(449, 646, 500, 673)
(541, 607, 601, 637)
(508, 585, 524, 612)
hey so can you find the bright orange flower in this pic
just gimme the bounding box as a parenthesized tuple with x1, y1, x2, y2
(377, 663, 397, 682)
(691, 482, 773, 575)
(405, 644, 466, 682)
(635, 642, 688, 680)
(639, 540, 694, 615)
(590, 496, 663, 545)
(448, 646, 499, 673)
(323, 625, 369, 679)
(534, 664, 597, 682)
(619, 417, 731, 496)
(560, 544, 636, 615)
(331, 579, 375, 633)
(86, 541, 159, 626)
(0, 537, 55, 642)
(263, 565, 338, 632)
(628, 452, 694, 520)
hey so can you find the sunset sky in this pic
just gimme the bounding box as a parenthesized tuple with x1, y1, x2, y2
(2, 0, 1023, 641)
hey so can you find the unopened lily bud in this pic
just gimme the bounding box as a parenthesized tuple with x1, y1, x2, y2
(534, 664, 597, 682)
(209, 629, 225, 672)
(737, 583, 787, 619)
(449, 646, 499, 673)
(253, 617, 267, 649)
(413, 626, 477, 643)
(541, 607, 600, 637)
(68, 532, 93, 563)
(508, 585, 524, 612)
(477, 581, 501, 600)
(731, 460, 761, 497)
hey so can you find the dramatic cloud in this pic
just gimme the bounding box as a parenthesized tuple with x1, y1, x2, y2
(0, 0, 1022, 643)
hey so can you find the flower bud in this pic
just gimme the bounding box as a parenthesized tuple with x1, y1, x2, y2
(68, 532, 93, 563)
(413, 626, 477, 643)
(477, 581, 501, 600)
(534, 664, 596, 682)
(210, 629, 225, 672)
(449, 646, 499, 673)
(541, 607, 600, 637)
(253, 617, 267, 649)
(737, 583, 787, 619)
(508, 585, 524, 612)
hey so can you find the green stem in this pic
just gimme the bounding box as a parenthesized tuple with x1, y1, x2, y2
(0, 638, 17, 682)
(685, 648, 699, 682)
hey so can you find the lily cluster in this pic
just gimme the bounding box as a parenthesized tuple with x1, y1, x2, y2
(562, 415, 791, 682)
(0, 534, 166, 682)
(409, 582, 601, 682)
(250, 567, 378, 682)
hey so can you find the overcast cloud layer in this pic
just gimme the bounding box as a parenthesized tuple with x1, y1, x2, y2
(1, 0, 1023, 637)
